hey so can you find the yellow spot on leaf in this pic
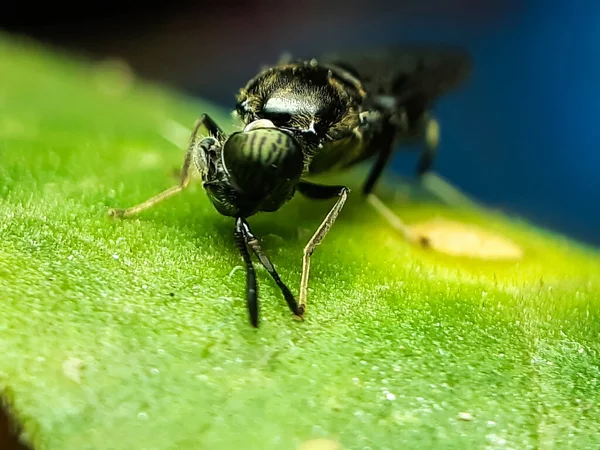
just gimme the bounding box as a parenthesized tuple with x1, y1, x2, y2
(299, 438, 344, 450)
(409, 219, 524, 260)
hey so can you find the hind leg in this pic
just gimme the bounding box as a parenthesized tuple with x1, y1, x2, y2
(416, 114, 440, 177)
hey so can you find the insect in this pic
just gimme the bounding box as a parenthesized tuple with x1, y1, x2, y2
(108, 46, 471, 327)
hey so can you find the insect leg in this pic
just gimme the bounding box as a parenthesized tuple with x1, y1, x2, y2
(358, 123, 424, 244)
(361, 118, 399, 195)
(416, 114, 440, 177)
(238, 219, 300, 316)
(366, 193, 428, 246)
(234, 218, 259, 327)
(108, 114, 221, 218)
(196, 113, 225, 139)
(108, 150, 194, 218)
(416, 116, 479, 207)
(362, 142, 394, 196)
(296, 181, 349, 317)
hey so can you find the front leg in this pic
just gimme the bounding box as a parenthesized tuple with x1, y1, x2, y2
(234, 218, 259, 327)
(108, 114, 222, 218)
(236, 218, 300, 327)
(296, 181, 350, 318)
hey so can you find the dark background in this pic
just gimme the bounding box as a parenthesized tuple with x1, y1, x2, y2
(3, 0, 599, 246)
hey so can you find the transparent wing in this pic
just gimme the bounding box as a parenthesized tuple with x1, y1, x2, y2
(320, 45, 472, 106)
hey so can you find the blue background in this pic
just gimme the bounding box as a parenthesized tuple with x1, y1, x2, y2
(402, 1, 600, 246)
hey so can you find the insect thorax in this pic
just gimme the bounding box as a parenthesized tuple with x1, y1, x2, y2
(235, 62, 370, 173)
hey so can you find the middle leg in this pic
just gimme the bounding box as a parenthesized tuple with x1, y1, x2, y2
(296, 181, 350, 318)
(238, 218, 300, 317)
(361, 138, 423, 244)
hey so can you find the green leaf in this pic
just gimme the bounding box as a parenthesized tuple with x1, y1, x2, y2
(1, 34, 600, 450)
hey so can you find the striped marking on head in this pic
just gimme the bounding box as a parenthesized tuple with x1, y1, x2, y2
(222, 127, 304, 195)
(241, 128, 297, 167)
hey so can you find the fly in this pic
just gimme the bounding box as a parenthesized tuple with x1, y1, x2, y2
(108, 45, 472, 327)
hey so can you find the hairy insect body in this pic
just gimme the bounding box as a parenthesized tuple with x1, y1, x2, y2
(109, 46, 471, 327)
(237, 64, 411, 186)
(236, 63, 368, 173)
(237, 47, 470, 184)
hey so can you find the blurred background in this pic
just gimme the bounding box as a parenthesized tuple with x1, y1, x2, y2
(2, 0, 599, 246)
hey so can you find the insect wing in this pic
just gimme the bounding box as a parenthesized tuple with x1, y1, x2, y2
(320, 45, 472, 104)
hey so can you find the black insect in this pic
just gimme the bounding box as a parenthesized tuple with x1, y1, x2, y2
(108, 46, 471, 327)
